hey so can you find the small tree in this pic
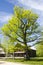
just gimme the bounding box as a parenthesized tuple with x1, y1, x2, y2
(2, 6, 39, 59)
(1, 36, 15, 57)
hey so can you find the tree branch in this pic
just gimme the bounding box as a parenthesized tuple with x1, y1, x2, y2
(16, 38, 24, 43)
(27, 37, 38, 43)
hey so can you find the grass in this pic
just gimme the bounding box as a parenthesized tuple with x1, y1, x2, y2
(3, 57, 43, 65)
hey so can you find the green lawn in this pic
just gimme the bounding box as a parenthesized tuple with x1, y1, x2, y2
(4, 57, 43, 65)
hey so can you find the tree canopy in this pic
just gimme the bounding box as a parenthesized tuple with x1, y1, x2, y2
(2, 6, 40, 59)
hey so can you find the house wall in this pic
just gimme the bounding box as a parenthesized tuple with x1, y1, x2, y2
(14, 50, 36, 57)
(0, 54, 5, 57)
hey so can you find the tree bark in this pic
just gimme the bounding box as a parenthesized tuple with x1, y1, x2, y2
(24, 25, 30, 60)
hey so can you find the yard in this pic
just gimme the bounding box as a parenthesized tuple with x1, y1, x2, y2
(1, 57, 43, 65)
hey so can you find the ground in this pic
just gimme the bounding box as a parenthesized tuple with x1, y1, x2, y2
(0, 61, 27, 65)
(0, 57, 43, 65)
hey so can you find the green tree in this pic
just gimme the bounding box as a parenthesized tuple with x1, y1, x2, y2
(2, 6, 39, 59)
(1, 36, 15, 57)
(14, 43, 26, 52)
(0, 28, 2, 47)
(36, 41, 43, 57)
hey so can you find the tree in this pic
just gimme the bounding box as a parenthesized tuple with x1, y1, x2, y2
(0, 28, 2, 47)
(1, 36, 15, 57)
(2, 6, 39, 59)
(36, 38, 43, 57)
(36, 41, 43, 57)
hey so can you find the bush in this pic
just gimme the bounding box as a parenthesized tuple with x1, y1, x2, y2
(36, 44, 43, 57)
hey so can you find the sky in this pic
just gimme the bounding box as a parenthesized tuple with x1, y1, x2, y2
(0, 0, 43, 27)
(0, 0, 43, 44)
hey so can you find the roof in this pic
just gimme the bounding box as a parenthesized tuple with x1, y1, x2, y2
(0, 47, 5, 54)
(30, 46, 36, 50)
(14, 51, 25, 53)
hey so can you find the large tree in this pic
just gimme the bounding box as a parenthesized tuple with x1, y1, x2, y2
(2, 6, 39, 59)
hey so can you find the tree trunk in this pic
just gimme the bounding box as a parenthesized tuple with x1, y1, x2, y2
(24, 25, 30, 60)
(25, 46, 30, 60)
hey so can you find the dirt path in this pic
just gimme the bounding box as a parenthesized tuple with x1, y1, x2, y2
(0, 61, 27, 65)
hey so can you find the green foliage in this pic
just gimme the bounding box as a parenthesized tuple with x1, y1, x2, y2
(1, 43, 7, 52)
(1, 37, 15, 53)
(36, 41, 43, 57)
(2, 6, 39, 58)
(2, 43, 15, 53)
(14, 43, 26, 52)
(8, 43, 15, 53)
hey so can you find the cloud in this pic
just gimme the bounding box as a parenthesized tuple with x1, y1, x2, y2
(0, 12, 12, 23)
(18, 0, 43, 11)
(5, 0, 43, 11)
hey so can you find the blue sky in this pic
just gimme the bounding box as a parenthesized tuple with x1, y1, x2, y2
(0, 0, 43, 42)
(0, 0, 43, 27)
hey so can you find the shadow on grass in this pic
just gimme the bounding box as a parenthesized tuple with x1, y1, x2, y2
(5, 57, 43, 62)
(29, 57, 43, 61)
